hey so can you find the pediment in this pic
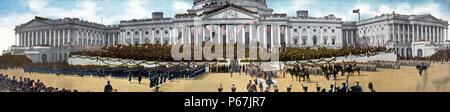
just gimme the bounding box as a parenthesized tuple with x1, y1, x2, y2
(203, 7, 258, 20)
(412, 15, 442, 23)
(22, 20, 50, 28)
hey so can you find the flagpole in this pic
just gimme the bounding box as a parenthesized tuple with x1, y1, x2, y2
(358, 12, 361, 21)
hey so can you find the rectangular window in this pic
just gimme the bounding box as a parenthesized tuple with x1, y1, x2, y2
(332, 39, 336, 45)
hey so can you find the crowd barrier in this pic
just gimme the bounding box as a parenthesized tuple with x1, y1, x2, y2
(398, 60, 432, 67)
(23, 66, 207, 80)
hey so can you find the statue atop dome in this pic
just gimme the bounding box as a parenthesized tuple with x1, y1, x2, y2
(188, 0, 272, 15)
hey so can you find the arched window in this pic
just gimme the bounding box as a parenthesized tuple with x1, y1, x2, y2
(323, 36, 328, 45)
(331, 36, 336, 45)
(313, 36, 317, 45)
(302, 36, 307, 45)
(41, 54, 47, 63)
(417, 49, 423, 57)
(144, 38, 150, 44)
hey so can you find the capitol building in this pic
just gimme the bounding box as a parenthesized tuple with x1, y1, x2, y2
(9, 0, 449, 63)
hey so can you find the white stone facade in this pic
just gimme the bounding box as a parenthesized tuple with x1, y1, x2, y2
(355, 14, 448, 58)
(10, 0, 449, 63)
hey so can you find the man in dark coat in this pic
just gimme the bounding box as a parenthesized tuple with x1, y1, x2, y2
(104, 81, 113, 92)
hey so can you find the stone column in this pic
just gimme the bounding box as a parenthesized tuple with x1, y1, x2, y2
(31, 31, 35, 46)
(17, 33, 20, 46)
(68, 29, 71, 44)
(62, 29, 66, 46)
(119, 31, 122, 45)
(307, 27, 310, 45)
(243, 25, 247, 44)
(428, 26, 431, 41)
(18, 32, 21, 46)
(442, 27, 444, 42)
(270, 25, 274, 47)
(234, 25, 238, 44)
(257, 25, 260, 43)
(406, 25, 409, 43)
(338, 28, 342, 46)
(86, 30, 89, 45)
(42, 30, 45, 45)
(75, 29, 79, 45)
(434, 26, 437, 42)
(419, 25, 422, 41)
(430, 26, 433, 42)
(412, 24, 415, 42)
(277, 25, 281, 47)
(169, 28, 173, 45)
(396, 24, 400, 44)
(445, 28, 448, 42)
(217, 25, 221, 43)
(180, 27, 184, 44)
(57, 30, 61, 47)
(160, 28, 163, 45)
(202, 25, 206, 43)
(250, 25, 253, 44)
(31, 31, 34, 46)
(438, 27, 441, 42)
(225, 25, 229, 44)
(188, 27, 192, 44)
(25, 32, 28, 47)
(402, 24, 405, 44)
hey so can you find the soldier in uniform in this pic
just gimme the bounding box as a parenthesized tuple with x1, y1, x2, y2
(231, 84, 237, 92)
(315, 84, 321, 92)
(137, 74, 142, 84)
(287, 85, 292, 92)
(246, 80, 253, 92)
(218, 84, 223, 92)
(368, 82, 376, 92)
(273, 85, 279, 92)
(302, 84, 308, 92)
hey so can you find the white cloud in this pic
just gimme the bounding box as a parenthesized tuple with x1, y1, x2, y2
(0, 13, 35, 55)
(274, 0, 313, 15)
(27, 0, 99, 21)
(123, 0, 152, 19)
(172, 1, 191, 13)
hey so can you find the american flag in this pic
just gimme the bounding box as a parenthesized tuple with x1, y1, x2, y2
(237, 25, 245, 33)
(206, 25, 212, 32)
(251, 18, 259, 25)
(280, 26, 285, 34)
(190, 27, 196, 37)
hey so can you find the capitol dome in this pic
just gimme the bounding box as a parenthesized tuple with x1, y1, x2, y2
(188, 0, 273, 15)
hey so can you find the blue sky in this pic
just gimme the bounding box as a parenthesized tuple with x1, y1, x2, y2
(0, 0, 449, 54)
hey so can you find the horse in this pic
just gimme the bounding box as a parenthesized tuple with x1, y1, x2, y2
(353, 66, 361, 76)
(301, 67, 311, 82)
(416, 63, 428, 77)
(320, 65, 330, 80)
(345, 65, 354, 76)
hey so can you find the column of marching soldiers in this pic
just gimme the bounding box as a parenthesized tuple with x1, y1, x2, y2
(23, 64, 207, 92)
(208, 61, 382, 92)
(20, 60, 429, 92)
